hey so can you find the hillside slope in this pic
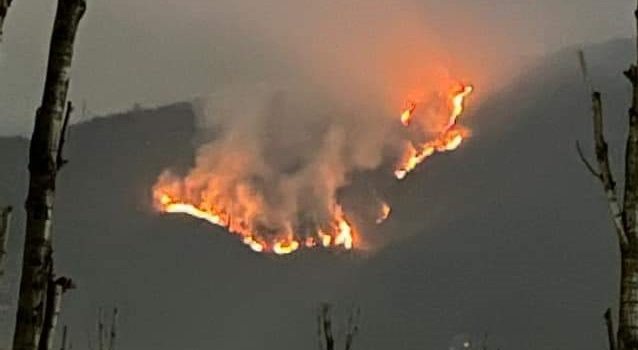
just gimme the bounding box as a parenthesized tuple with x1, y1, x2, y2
(0, 39, 634, 350)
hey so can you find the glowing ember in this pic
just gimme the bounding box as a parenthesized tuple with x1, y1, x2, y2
(395, 84, 473, 180)
(376, 202, 392, 224)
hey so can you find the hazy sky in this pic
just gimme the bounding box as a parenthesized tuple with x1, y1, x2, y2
(0, 0, 633, 135)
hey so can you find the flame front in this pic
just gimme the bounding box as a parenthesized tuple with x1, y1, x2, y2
(152, 82, 474, 255)
(154, 191, 357, 255)
(395, 84, 473, 180)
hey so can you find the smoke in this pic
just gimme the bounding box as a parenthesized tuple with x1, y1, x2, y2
(153, 0, 477, 251)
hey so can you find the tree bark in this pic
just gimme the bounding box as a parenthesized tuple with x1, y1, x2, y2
(618, 3, 638, 349)
(12, 1, 85, 350)
(620, 250, 638, 349)
(38, 277, 73, 350)
(0, 206, 12, 277)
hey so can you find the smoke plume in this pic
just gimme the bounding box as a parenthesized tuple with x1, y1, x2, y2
(153, 0, 476, 254)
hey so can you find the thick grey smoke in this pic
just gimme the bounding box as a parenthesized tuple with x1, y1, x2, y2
(152, 0, 487, 251)
(155, 80, 402, 250)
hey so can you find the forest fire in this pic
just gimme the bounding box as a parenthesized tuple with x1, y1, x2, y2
(394, 84, 473, 180)
(153, 81, 474, 255)
(154, 191, 357, 255)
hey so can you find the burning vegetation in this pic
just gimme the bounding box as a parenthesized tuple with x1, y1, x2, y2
(395, 84, 473, 180)
(153, 82, 474, 255)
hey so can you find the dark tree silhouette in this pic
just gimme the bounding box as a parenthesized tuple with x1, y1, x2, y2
(578, 1, 638, 349)
(12, 1, 85, 350)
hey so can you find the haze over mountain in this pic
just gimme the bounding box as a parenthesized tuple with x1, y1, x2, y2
(0, 38, 634, 350)
(0, 1, 633, 136)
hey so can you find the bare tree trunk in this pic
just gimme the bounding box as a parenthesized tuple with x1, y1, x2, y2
(12, 1, 85, 350)
(59, 326, 67, 350)
(0, 0, 12, 41)
(318, 304, 334, 350)
(343, 307, 360, 350)
(97, 308, 104, 350)
(108, 308, 117, 350)
(0, 206, 12, 277)
(315, 304, 362, 350)
(579, 1, 638, 349)
(619, 3, 638, 348)
(38, 277, 73, 350)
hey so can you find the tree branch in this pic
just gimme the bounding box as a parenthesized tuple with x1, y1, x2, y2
(0, 0, 12, 42)
(578, 50, 629, 248)
(57, 101, 73, 170)
(576, 140, 601, 179)
(344, 307, 360, 350)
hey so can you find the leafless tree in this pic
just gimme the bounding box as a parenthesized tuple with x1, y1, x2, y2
(107, 308, 118, 350)
(317, 303, 360, 350)
(12, 1, 86, 350)
(577, 1, 638, 349)
(88, 307, 118, 350)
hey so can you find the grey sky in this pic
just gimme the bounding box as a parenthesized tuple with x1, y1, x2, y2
(0, 0, 633, 135)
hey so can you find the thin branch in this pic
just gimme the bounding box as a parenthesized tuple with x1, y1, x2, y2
(0, 0, 12, 42)
(578, 49, 594, 95)
(318, 304, 334, 350)
(57, 101, 73, 170)
(97, 308, 104, 350)
(344, 307, 360, 350)
(605, 308, 617, 350)
(576, 141, 601, 179)
(108, 307, 117, 350)
(60, 325, 67, 350)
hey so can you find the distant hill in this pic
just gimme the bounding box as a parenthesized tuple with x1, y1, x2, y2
(0, 38, 634, 350)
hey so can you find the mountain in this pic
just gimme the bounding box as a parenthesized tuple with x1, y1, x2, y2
(0, 38, 634, 350)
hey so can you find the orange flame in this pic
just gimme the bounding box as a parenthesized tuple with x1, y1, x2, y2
(154, 191, 357, 255)
(400, 101, 417, 126)
(395, 84, 473, 180)
(153, 81, 473, 255)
